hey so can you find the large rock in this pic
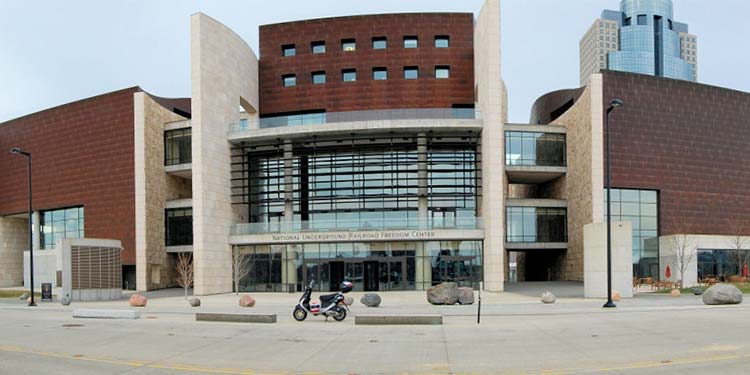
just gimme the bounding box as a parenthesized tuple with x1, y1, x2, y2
(18, 292, 29, 300)
(60, 294, 72, 306)
(702, 284, 743, 305)
(129, 294, 147, 307)
(612, 291, 621, 302)
(458, 287, 475, 305)
(360, 293, 381, 307)
(540, 291, 556, 304)
(671, 289, 681, 297)
(239, 295, 256, 307)
(189, 297, 201, 307)
(344, 296, 354, 306)
(691, 287, 705, 296)
(427, 282, 460, 305)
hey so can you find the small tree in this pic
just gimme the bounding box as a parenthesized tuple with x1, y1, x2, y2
(176, 252, 193, 300)
(232, 245, 252, 296)
(728, 224, 750, 277)
(671, 234, 696, 288)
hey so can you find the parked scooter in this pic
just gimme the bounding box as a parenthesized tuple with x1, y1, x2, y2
(293, 280, 353, 322)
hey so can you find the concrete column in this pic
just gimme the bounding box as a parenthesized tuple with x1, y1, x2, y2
(32, 211, 40, 252)
(417, 133, 428, 229)
(584, 221, 633, 298)
(415, 242, 432, 291)
(283, 140, 294, 229)
(282, 244, 299, 292)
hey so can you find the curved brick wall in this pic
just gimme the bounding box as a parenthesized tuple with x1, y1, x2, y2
(530, 87, 585, 125)
(258, 13, 475, 115)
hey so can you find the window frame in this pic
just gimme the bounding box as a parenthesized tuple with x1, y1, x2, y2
(341, 39, 356, 52)
(435, 65, 450, 79)
(372, 37, 387, 50)
(282, 74, 297, 87)
(372, 67, 388, 81)
(311, 71, 326, 85)
(403, 36, 418, 49)
(403, 66, 419, 80)
(342, 68, 357, 82)
(281, 44, 296, 57)
(311, 41, 326, 54)
(435, 35, 450, 48)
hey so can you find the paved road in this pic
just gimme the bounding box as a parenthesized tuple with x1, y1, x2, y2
(1, 301, 749, 374)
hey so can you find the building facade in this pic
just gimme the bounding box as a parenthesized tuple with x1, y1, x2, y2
(580, 0, 697, 86)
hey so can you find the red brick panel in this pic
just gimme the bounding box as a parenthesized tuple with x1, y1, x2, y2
(0, 88, 138, 264)
(258, 13, 475, 115)
(602, 71, 750, 236)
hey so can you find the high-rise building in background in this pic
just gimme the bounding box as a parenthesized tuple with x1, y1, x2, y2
(580, 0, 697, 86)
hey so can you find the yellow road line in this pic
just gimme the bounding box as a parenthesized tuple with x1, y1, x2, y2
(2, 344, 750, 374)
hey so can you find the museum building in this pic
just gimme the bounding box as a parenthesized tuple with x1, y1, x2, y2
(1, 0, 749, 296)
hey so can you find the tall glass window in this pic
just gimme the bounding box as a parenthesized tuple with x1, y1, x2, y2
(506, 207, 567, 243)
(605, 188, 659, 278)
(505, 131, 566, 167)
(165, 128, 191, 166)
(165, 208, 193, 246)
(40, 207, 84, 250)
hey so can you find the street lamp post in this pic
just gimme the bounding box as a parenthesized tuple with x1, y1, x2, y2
(603, 99, 623, 309)
(10, 147, 35, 307)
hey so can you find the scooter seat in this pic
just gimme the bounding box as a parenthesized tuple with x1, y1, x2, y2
(319, 294, 338, 304)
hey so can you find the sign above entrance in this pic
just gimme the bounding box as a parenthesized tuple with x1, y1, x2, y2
(230, 229, 485, 245)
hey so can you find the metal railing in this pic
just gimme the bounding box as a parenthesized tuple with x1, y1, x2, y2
(229, 108, 480, 134)
(231, 217, 483, 235)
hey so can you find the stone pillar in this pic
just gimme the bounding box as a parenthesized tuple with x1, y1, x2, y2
(0, 216, 27, 287)
(282, 244, 299, 292)
(283, 140, 294, 229)
(416, 242, 432, 291)
(417, 133, 428, 229)
(584, 221, 633, 298)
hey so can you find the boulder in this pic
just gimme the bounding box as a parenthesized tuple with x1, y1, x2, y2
(344, 296, 354, 306)
(691, 287, 705, 296)
(540, 291, 556, 304)
(671, 289, 681, 297)
(189, 297, 201, 307)
(427, 282, 460, 305)
(360, 293, 381, 307)
(129, 294, 147, 307)
(458, 287, 475, 305)
(60, 294, 72, 306)
(239, 295, 256, 307)
(612, 291, 621, 302)
(18, 292, 29, 300)
(702, 284, 743, 305)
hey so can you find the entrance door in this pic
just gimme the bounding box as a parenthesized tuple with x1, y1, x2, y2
(364, 261, 379, 291)
(329, 261, 345, 292)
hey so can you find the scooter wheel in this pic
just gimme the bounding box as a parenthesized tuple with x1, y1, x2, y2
(293, 306, 307, 321)
(333, 307, 346, 321)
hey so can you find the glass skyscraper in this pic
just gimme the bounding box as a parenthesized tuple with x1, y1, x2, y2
(580, 0, 697, 85)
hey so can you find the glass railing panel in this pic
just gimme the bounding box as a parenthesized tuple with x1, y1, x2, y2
(231, 217, 483, 235)
(505, 207, 567, 243)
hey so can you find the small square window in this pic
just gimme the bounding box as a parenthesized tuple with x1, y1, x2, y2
(435, 36, 449, 48)
(312, 71, 326, 84)
(342, 39, 356, 52)
(637, 15, 647, 25)
(372, 67, 387, 81)
(623, 17, 631, 26)
(342, 69, 356, 82)
(282, 74, 296, 87)
(435, 66, 450, 79)
(312, 41, 326, 54)
(404, 66, 418, 80)
(282, 44, 296, 57)
(373, 37, 387, 50)
(404, 36, 418, 49)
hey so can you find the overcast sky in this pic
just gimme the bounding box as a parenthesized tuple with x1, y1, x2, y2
(1, 0, 748, 124)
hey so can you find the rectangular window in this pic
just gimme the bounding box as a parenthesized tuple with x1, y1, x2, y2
(311, 41, 326, 54)
(282, 74, 296, 87)
(435, 36, 449, 48)
(372, 67, 387, 80)
(404, 66, 418, 79)
(342, 39, 356, 52)
(164, 128, 192, 166)
(342, 69, 356, 82)
(282, 44, 296, 57)
(403, 36, 418, 49)
(40, 207, 84, 250)
(372, 37, 387, 50)
(637, 15, 647, 25)
(435, 66, 450, 79)
(166, 208, 193, 246)
(311, 71, 326, 84)
(604, 188, 659, 279)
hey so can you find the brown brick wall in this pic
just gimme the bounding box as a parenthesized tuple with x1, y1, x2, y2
(0, 88, 139, 265)
(602, 70, 750, 236)
(258, 13, 475, 115)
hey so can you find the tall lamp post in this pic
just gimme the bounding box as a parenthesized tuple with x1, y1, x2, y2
(10, 147, 36, 307)
(603, 99, 623, 309)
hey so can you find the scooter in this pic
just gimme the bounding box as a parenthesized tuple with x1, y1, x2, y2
(293, 280, 353, 322)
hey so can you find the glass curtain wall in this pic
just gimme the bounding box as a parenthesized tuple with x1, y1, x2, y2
(505, 131, 566, 167)
(40, 207, 84, 250)
(604, 188, 659, 278)
(506, 207, 567, 243)
(698, 249, 750, 281)
(235, 240, 482, 292)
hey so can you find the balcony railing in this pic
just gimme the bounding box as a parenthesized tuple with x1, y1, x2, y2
(229, 108, 480, 133)
(231, 217, 483, 235)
